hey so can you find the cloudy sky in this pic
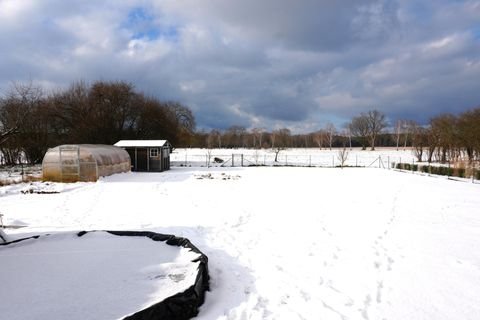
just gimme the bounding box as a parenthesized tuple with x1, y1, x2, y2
(0, 0, 479, 132)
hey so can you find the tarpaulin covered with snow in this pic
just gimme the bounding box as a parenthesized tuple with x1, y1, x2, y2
(0, 230, 209, 320)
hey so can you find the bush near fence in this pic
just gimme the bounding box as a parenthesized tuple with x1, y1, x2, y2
(392, 162, 477, 180)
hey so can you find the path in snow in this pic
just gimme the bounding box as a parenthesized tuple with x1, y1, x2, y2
(2, 167, 480, 320)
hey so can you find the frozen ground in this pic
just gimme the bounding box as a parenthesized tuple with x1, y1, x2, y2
(1, 166, 480, 319)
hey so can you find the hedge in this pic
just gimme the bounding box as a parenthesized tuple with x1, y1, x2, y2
(393, 162, 476, 180)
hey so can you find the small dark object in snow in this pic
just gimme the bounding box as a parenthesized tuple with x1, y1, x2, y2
(214, 157, 224, 163)
(195, 173, 240, 180)
(21, 188, 59, 194)
(195, 173, 214, 180)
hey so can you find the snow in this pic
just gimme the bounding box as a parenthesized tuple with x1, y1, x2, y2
(0, 232, 200, 320)
(1, 165, 480, 319)
(170, 147, 417, 168)
(0, 165, 42, 185)
(114, 140, 169, 147)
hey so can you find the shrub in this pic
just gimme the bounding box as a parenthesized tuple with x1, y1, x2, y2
(454, 168, 465, 178)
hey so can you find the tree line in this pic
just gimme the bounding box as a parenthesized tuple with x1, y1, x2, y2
(1, 80, 479, 165)
(191, 110, 390, 150)
(0, 81, 195, 165)
(191, 108, 480, 164)
(409, 109, 480, 163)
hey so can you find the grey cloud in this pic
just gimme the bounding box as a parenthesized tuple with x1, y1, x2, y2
(0, 0, 479, 132)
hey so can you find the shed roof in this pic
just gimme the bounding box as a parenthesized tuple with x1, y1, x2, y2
(114, 140, 170, 147)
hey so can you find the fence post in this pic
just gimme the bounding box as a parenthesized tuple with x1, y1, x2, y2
(232, 154, 234, 167)
(264, 154, 266, 166)
(356, 155, 358, 167)
(185, 154, 187, 167)
(412, 159, 414, 173)
(309, 155, 311, 167)
(332, 155, 335, 167)
(241, 154, 244, 167)
(378, 156, 381, 168)
(388, 156, 390, 169)
(285, 155, 288, 166)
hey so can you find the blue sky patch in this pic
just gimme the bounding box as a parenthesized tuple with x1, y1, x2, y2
(472, 27, 480, 40)
(123, 7, 178, 42)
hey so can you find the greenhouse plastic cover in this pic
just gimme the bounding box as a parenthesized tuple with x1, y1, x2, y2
(42, 144, 131, 182)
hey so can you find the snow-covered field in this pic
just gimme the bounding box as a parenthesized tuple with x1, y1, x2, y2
(1, 166, 480, 319)
(171, 147, 417, 168)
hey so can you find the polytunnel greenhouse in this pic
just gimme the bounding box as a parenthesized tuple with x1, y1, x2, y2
(42, 145, 131, 182)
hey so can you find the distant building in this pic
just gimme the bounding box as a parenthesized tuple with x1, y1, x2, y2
(114, 140, 171, 172)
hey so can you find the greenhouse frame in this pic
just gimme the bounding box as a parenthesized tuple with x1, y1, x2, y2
(42, 144, 131, 182)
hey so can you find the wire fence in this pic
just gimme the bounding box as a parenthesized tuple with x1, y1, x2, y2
(172, 152, 410, 168)
(171, 150, 479, 183)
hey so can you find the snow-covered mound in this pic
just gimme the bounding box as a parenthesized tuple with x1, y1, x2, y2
(0, 231, 208, 320)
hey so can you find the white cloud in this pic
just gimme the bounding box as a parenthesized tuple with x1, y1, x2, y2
(0, 0, 36, 22)
(0, 0, 479, 130)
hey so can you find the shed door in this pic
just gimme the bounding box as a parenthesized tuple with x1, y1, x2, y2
(136, 148, 148, 171)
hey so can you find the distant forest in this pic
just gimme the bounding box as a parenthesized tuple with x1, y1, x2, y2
(1, 80, 479, 165)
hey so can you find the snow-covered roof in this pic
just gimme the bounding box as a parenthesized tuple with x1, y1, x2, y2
(114, 140, 170, 147)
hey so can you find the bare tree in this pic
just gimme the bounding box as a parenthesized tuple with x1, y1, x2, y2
(251, 128, 264, 149)
(366, 110, 387, 150)
(458, 107, 480, 162)
(336, 132, 350, 167)
(205, 130, 217, 167)
(325, 122, 336, 150)
(0, 82, 45, 163)
(403, 120, 414, 150)
(341, 123, 353, 150)
(312, 130, 325, 149)
(272, 128, 291, 162)
(349, 115, 369, 150)
(0, 127, 18, 145)
(430, 114, 458, 163)
(224, 125, 246, 148)
(394, 120, 404, 151)
(411, 124, 427, 162)
(209, 129, 222, 148)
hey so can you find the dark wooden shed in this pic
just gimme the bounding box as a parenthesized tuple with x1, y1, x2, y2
(114, 140, 171, 172)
